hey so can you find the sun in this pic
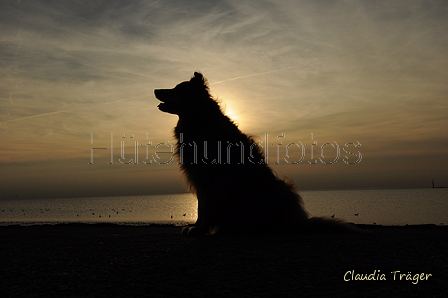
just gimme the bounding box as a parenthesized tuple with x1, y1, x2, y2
(222, 101, 242, 125)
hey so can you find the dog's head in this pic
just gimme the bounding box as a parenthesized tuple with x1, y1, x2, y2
(154, 72, 212, 115)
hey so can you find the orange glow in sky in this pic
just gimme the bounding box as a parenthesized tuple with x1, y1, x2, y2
(1, 0, 447, 198)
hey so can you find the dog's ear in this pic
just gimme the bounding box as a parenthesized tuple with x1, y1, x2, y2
(191, 72, 208, 88)
(193, 72, 203, 80)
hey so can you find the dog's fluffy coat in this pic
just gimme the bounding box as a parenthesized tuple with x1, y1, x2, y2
(155, 72, 358, 235)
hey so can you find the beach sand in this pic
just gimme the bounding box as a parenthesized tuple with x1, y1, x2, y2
(1, 224, 447, 297)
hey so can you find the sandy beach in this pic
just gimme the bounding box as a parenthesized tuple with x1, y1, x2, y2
(1, 224, 447, 297)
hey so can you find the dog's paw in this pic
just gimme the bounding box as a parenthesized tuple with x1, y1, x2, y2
(181, 226, 207, 236)
(181, 226, 193, 235)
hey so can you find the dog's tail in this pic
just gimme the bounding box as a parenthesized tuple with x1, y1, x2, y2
(303, 217, 366, 234)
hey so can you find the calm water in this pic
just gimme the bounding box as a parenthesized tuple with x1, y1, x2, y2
(1, 188, 447, 226)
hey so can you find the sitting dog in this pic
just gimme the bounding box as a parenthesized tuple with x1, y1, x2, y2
(155, 72, 360, 235)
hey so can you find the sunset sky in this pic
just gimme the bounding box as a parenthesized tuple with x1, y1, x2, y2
(1, 0, 447, 199)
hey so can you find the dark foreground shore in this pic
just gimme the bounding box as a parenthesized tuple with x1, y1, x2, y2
(1, 224, 447, 298)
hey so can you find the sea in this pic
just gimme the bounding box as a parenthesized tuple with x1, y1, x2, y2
(0, 188, 447, 226)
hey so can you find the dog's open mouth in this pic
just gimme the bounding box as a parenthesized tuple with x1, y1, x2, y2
(156, 100, 177, 114)
(157, 102, 169, 111)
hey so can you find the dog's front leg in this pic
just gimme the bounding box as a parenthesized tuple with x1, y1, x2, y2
(181, 192, 208, 235)
(182, 192, 220, 236)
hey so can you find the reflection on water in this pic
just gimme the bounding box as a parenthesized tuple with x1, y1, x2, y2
(0, 194, 198, 226)
(0, 188, 447, 226)
(302, 188, 447, 226)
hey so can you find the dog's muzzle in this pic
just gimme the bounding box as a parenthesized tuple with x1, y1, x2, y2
(154, 89, 178, 114)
